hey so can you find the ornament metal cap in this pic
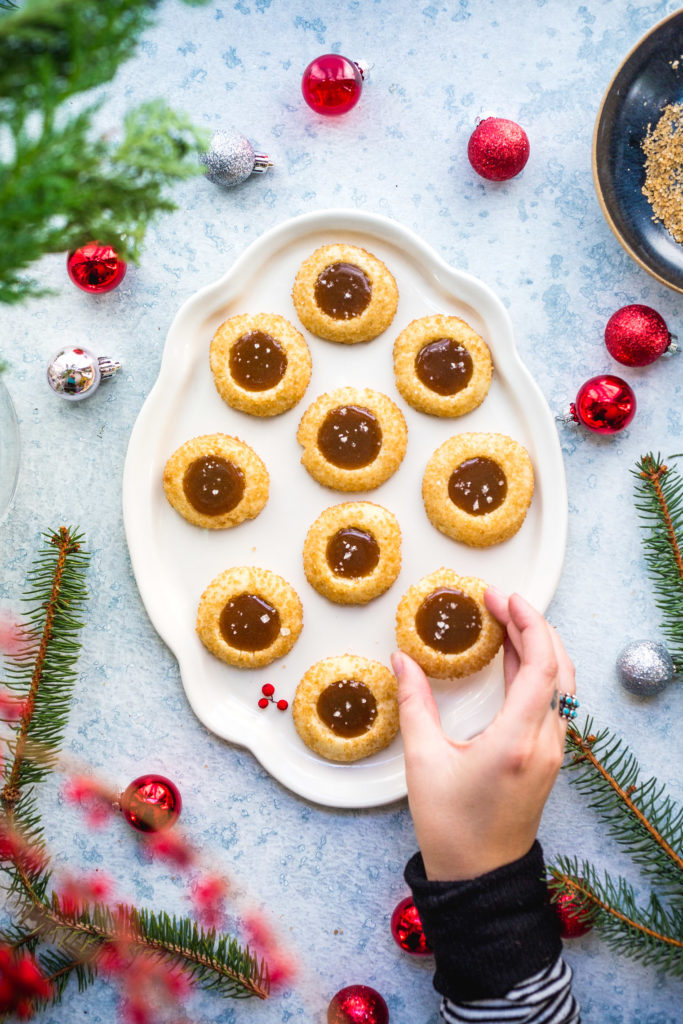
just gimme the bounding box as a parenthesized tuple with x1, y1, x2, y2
(201, 129, 272, 187)
(47, 346, 121, 401)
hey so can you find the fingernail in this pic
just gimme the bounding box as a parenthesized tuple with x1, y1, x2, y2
(486, 584, 506, 600)
(390, 652, 405, 679)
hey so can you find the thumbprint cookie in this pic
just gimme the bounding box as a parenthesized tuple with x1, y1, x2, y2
(196, 566, 303, 669)
(422, 432, 534, 547)
(395, 569, 504, 679)
(292, 243, 399, 343)
(297, 386, 408, 491)
(210, 312, 312, 416)
(292, 655, 399, 762)
(393, 314, 493, 417)
(303, 501, 401, 604)
(163, 434, 269, 530)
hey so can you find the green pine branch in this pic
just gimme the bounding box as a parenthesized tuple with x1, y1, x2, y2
(633, 453, 683, 673)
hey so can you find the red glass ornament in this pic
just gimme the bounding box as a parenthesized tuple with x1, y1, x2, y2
(569, 374, 636, 434)
(467, 117, 530, 181)
(302, 54, 364, 115)
(327, 985, 389, 1024)
(604, 304, 672, 366)
(120, 774, 182, 833)
(390, 897, 432, 956)
(67, 242, 127, 293)
(553, 890, 593, 938)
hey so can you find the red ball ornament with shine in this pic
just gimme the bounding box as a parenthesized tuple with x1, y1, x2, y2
(390, 897, 432, 956)
(570, 374, 636, 434)
(327, 986, 389, 1024)
(67, 241, 127, 293)
(467, 117, 530, 181)
(605, 304, 671, 366)
(120, 774, 182, 833)
(553, 890, 593, 938)
(302, 54, 364, 115)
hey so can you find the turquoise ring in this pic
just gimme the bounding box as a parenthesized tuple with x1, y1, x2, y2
(559, 693, 579, 719)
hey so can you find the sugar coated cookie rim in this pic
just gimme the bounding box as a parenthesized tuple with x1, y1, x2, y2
(291, 243, 399, 344)
(393, 314, 493, 417)
(296, 386, 408, 491)
(302, 500, 402, 604)
(422, 431, 534, 546)
(292, 654, 399, 762)
(196, 565, 303, 669)
(163, 433, 269, 530)
(209, 312, 312, 416)
(395, 568, 505, 679)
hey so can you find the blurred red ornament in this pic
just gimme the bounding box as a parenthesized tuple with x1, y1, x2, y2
(604, 304, 672, 366)
(327, 985, 389, 1024)
(67, 241, 127, 293)
(553, 889, 593, 938)
(569, 374, 636, 434)
(390, 897, 432, 956)
(302, 54, 364, 115)
(120, 774, 181, 833)
(467, 117, 530, 181)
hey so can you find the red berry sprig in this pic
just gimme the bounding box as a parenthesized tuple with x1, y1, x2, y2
(258, 684, 288, 711)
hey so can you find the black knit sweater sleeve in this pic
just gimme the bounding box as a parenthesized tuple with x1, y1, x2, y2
(404, 840, 563, 1003)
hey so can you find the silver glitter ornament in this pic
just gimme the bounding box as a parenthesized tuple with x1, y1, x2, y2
(200, 129, 271, 187)
(47, 346, 121, 401)
(616, 640, 674, 696)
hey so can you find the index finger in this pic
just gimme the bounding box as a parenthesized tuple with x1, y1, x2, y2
(496, 593, 560, 732)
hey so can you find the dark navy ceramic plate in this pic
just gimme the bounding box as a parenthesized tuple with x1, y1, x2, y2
(593, 10, 683, 293)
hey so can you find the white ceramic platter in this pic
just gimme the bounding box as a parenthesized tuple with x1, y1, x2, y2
(123, 209, 567, 809)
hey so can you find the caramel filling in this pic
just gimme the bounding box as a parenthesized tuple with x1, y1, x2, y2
(448, 457, 507, 516)
(415, 588, 482, 654)
(326, 527, 380, 578)
(219, 593, 281, 651)
(415, 337, 474, 395)
(317, 405, 382, 469)
(182, 455, 245, 515)
(316, 679, 378, 737)
(314, 262, 372, 320)
(229, 330, 287, 391)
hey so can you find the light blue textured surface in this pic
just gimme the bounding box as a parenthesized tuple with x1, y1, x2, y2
(1, 1, 682, 1021)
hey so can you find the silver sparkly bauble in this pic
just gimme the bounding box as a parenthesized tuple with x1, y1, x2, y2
(616, 640, 674, 696)
(200, 129, 271, 187)
(47, 346, 121, 401)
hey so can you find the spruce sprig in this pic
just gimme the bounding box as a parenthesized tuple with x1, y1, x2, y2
(633, 452, 683, 673)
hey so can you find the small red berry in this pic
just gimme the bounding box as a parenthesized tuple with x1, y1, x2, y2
(261, 683, 275, 697)
(276, 699, 289, 711)
(257, 698, 269, 709)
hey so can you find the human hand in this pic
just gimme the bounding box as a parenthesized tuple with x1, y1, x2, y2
(392, 587, 575, 882)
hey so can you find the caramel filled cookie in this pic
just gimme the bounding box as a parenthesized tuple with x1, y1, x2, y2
(196, 566, 302, 669)
(303, 501, 401, 604)
(210, 313, 312, 416)
(297, 387, 407, 491)
(292, 655, 399, 762)
(163, 434, 269, 530)
(395, 569, 504, 679)
(292, 244, 399, 343)
(393, 314, 493, 417)
(422, 432, 534, 547)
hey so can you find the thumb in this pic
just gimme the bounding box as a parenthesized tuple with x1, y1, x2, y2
(392, 651, 444, 763)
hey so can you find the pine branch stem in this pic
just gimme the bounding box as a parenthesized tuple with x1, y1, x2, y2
(639, 457, 683, 582)
(568, 727, 683, 873)
(550, 871, 683, 948)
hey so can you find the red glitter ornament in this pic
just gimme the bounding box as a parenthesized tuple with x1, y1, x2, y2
(327, 985, 389, 1024)
(120, 774, 182, 833)
(302, 54, 364, 115)
(390, 896, 432, 956)
(604, 304, 672, 366)
(467, 117, 530, 181)
(66, 241, 127, 293)
(553, 889, 593, 939)
(569, 374, 636, 434)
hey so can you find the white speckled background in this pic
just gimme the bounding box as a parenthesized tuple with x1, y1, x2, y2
(1, 1, 682, 1021)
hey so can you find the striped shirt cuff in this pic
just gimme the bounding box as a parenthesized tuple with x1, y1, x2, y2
(441, 955, 581, 1023)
